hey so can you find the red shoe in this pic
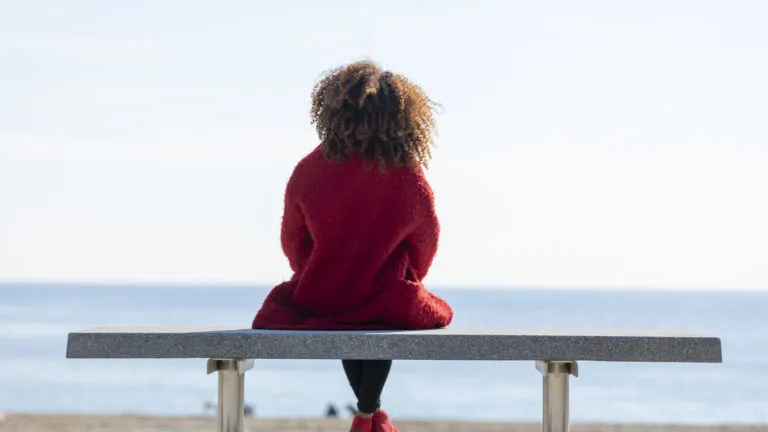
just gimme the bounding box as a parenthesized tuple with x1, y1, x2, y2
(350, 415, 374, 432)
(373, 410, 399, 432)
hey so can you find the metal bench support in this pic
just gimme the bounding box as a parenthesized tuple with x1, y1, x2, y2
(207, 359, 254, 432)
(536, 360, 578, 432)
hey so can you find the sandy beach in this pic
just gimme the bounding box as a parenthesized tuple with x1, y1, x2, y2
(0, 415, 765, 432)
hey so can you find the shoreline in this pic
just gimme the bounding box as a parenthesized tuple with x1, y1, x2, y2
(1, 414, 766, 432)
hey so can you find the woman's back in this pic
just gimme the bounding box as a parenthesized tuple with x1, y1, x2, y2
(286, 147, 439, 317)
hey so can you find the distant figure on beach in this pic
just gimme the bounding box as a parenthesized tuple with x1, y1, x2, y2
(326, 403, 339, 418)
(203, 401, 215, 416)
(251, 60, 453, 432)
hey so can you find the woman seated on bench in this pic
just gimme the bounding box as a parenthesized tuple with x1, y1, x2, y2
(251, 60, 454, 432)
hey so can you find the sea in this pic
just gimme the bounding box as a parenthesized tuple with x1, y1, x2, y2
(0, 283, 765, 424)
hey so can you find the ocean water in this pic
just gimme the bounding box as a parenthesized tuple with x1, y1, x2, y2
(0, 283, 765, 424)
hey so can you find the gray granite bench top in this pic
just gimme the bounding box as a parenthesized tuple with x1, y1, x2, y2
(66, 327, 722, 363)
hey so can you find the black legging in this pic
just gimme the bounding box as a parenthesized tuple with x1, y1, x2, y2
(341, 360, 393, 414)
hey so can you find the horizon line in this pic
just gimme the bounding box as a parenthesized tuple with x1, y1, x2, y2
(1, 279, 765, 292)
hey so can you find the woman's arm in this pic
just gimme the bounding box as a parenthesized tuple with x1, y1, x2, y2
(280, 179, 313, 273)
(404, 178, 440, 281)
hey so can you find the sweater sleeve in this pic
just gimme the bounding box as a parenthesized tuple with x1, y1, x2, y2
(280, 180, 312, 273)
(404, 179, 440, 281)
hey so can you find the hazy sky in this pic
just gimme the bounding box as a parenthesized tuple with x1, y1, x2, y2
(2, 0, 766, 289)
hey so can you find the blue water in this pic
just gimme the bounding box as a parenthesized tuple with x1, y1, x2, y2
(0, 283, 765, 424)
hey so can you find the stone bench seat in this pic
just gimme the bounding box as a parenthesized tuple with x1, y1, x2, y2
(66, 327, 722, 432)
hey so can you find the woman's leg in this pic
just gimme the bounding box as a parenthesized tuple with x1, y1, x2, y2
(342, 360, 363, 400)
(356, 360, 392, 414)
(342, 360, 393, 415)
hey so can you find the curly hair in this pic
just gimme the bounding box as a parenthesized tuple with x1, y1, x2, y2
(310, 60, 439, 170)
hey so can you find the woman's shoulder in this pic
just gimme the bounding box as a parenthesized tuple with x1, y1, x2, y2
(394, 164, 433, 194)
(289, 145, 432, 191)
(283, 146, 321, 195)
(289, 144, 324, 173)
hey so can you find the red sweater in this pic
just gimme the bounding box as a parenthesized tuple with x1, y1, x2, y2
(251, 147, 453, 330)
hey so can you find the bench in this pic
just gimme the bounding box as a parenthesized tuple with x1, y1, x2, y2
(66, 327, 722, 432)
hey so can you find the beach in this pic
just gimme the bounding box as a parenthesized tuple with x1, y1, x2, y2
(0, 415, 766, 432)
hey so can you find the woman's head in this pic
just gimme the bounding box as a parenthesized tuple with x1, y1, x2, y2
(310, 60, 439, 169)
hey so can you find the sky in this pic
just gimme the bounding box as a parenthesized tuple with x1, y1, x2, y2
(1, 0, 766, 289)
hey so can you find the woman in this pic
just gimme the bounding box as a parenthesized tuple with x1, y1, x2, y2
(252, 60, 453, 432)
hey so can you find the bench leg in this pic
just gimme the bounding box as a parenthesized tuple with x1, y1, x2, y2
(207, 359, 254, 432)
(536, 360, 578, 432)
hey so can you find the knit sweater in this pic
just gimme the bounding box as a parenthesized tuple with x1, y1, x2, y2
(251, 146, 453, 330)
